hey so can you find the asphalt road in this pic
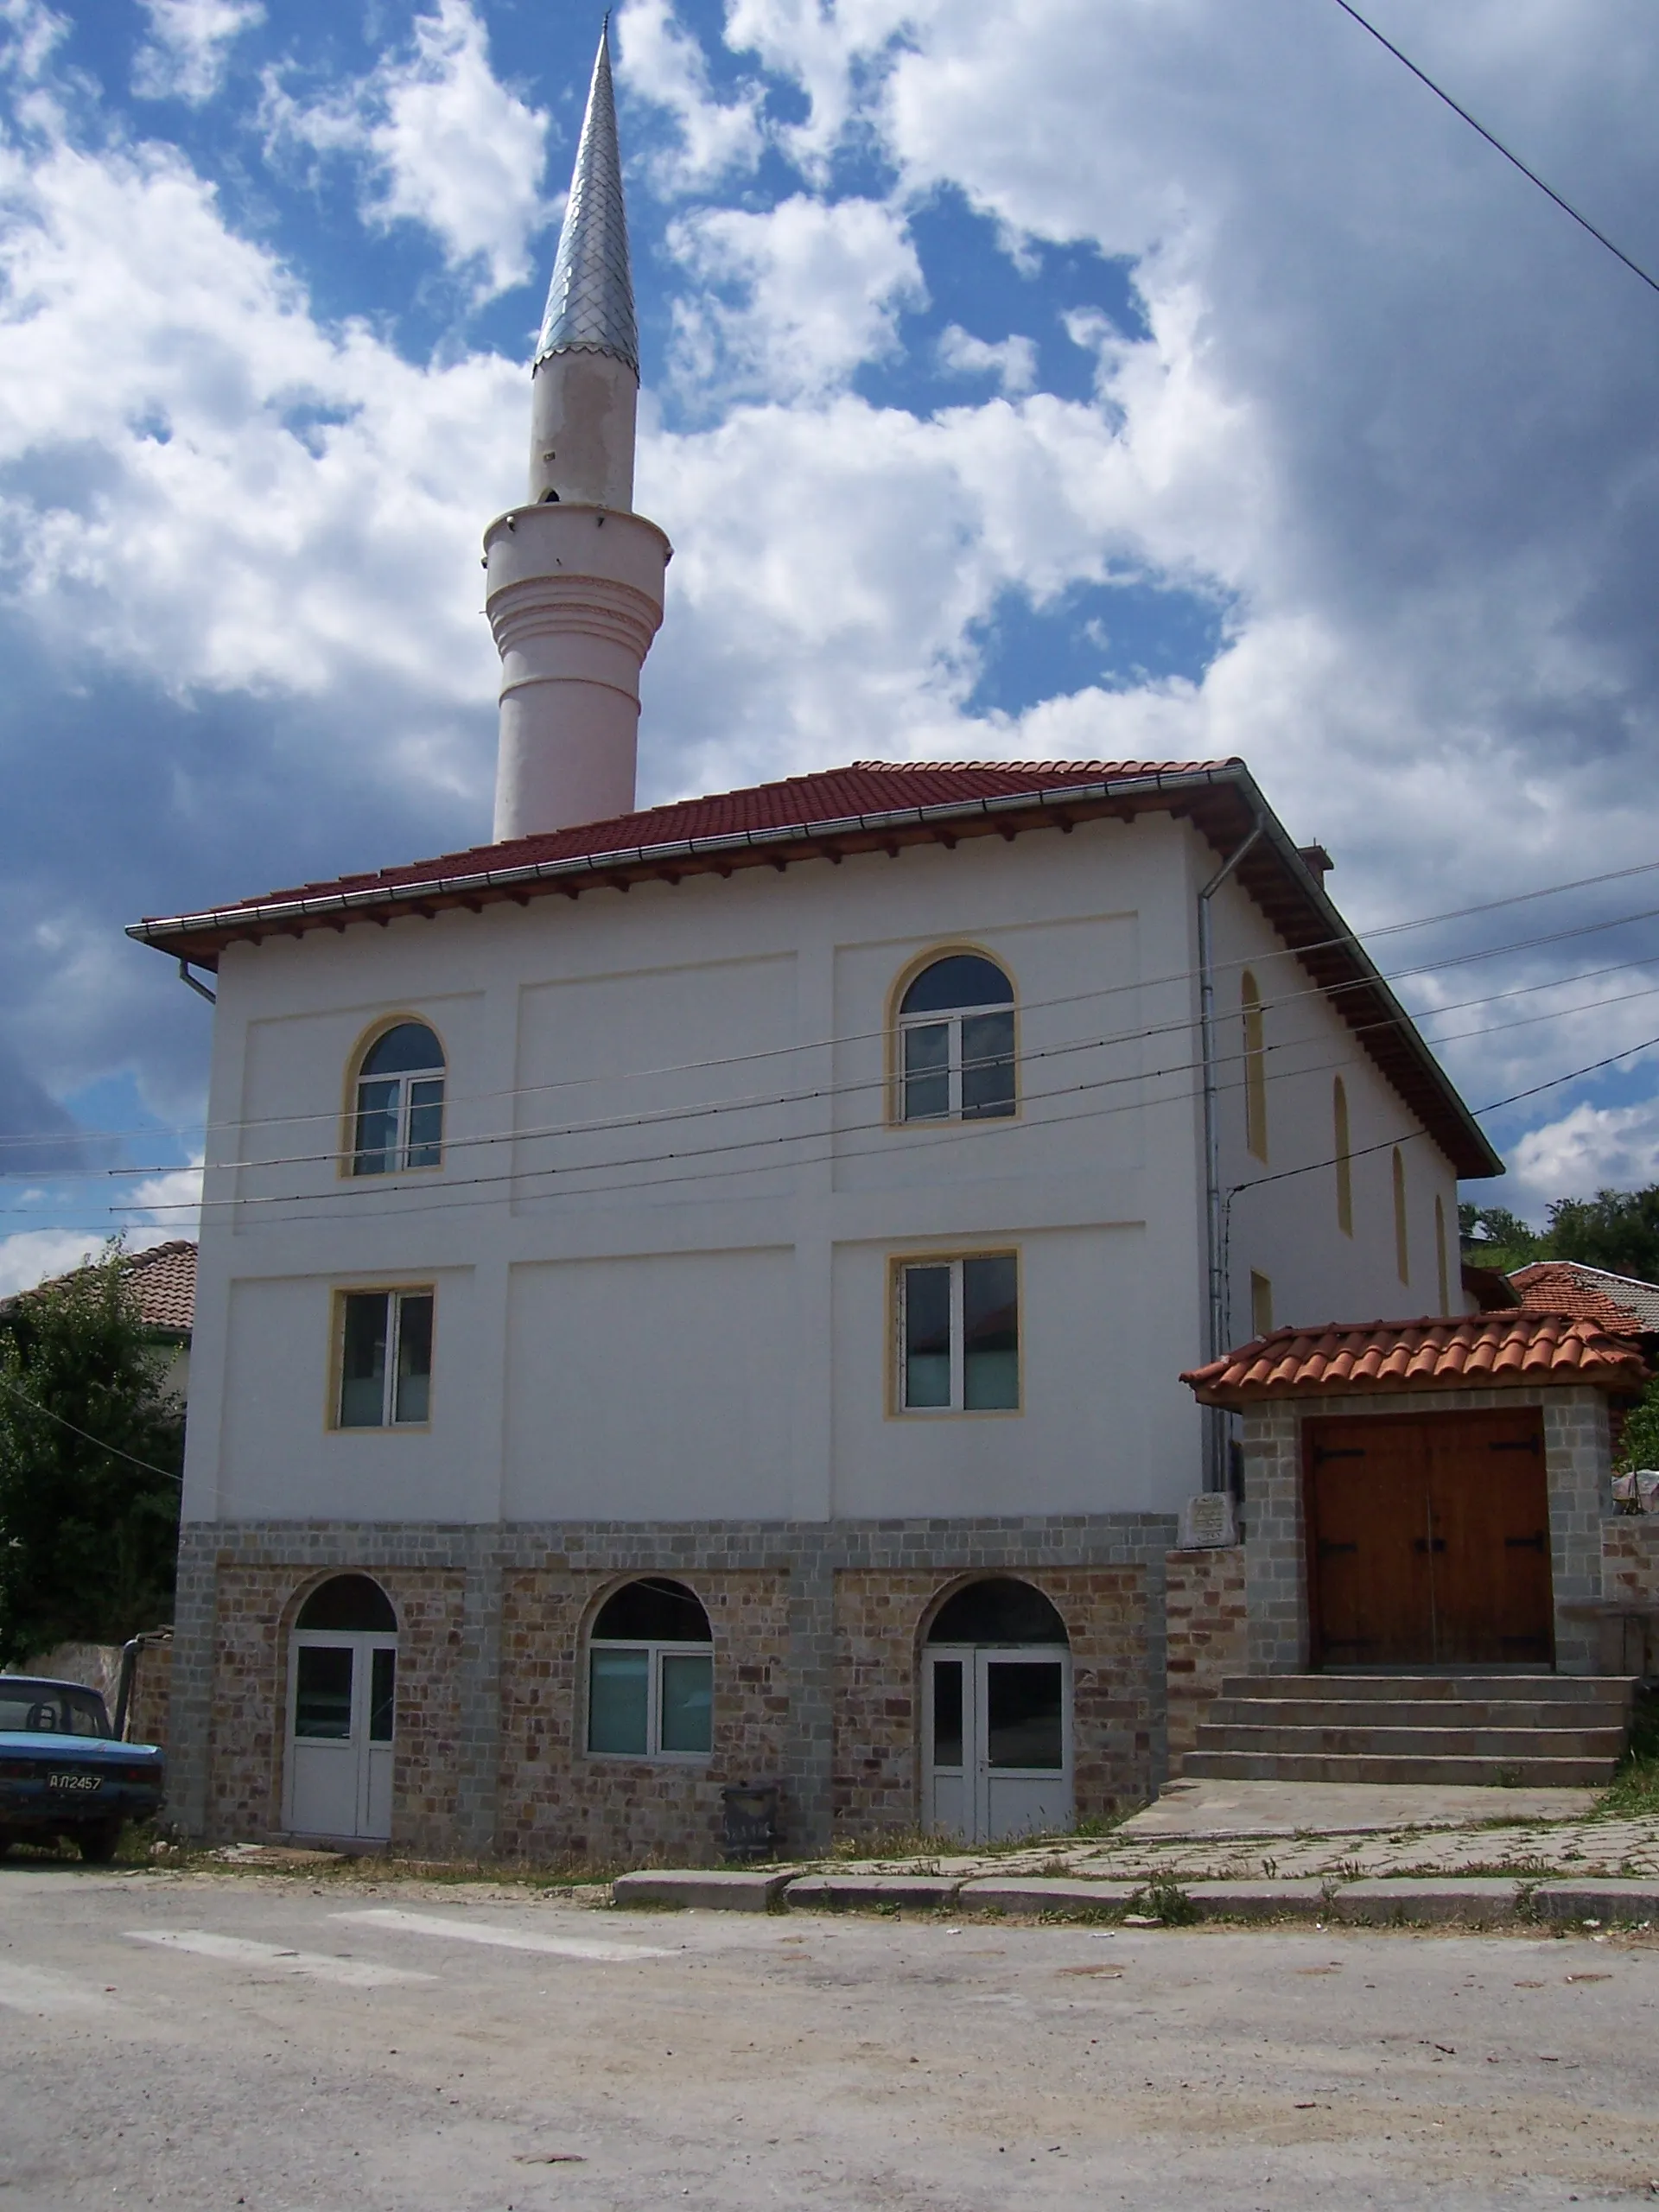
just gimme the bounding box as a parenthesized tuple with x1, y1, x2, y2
(2, 1862, 1656, 2210)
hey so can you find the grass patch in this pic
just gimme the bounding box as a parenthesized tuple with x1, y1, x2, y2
(1594, 1689, 1659, 1819)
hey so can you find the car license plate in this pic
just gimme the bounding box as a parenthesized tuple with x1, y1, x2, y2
(47, 1773, 102, 1793)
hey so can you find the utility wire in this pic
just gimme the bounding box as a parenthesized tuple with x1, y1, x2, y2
(0, 1370, 184, 1486)
(6, 850, 1659, 1156)
(1333, 0, 1659, 299)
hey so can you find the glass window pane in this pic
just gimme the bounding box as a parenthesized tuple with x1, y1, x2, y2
(931, 1659, 963, 1768)
(369, 1649, 396, 1742)
(362, 1022, 444, 1077)
(986, 1662, 1063, 1770)
(961, 1010, 1015, 1119)
(659, 1653, 713, 1754)
(406, 1078, 445, 1168)
(295, 1647, 354, 1739)
(963, 1257, 1019, 1410)
(901, 1023, 950, 1121)
(588, 1647, 649, 1754)
(353, 1080, 398, 1175)
(392, 1294, 433, 1424)
(903, 1265, 952, 1408)
(900, 955, 1014, 1017)
(340, 1294, 389, 1427)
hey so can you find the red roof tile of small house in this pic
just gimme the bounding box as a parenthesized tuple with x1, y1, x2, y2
(123, 1240, 196, 1335)
(1181, 1311, 1649, 1406)
(1510, 1260, 1659, 1338)
(126, 756, 1502, 1180)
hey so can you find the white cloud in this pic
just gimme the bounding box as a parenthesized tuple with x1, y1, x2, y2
(132, 0, 263, 105)
(262, 0, 548, 300)
(616, 0, 763, 191)
(0, 1228, 108, 1298)
(1510, 1098, 1659, 1217)
(667, 194, 923, 401)
(937, 325, 1037, 397)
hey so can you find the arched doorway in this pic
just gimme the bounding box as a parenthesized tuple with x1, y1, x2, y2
(922, 1578, 1071, 1843)
(285, 1574, 397, 1842)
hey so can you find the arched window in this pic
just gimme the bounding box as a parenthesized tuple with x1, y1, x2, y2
(296, 1573, 397, 1632)
(352, 1022, 445, 1175)
(1393, 1147, 1409, 1285)
(927, 1578, 1069, 1645)
(1333, 1076, 1353, 1236)
(897, 953, 1015, 1123)
(588, 1579, 713, 1760)
(1435, 1193, 1450, 1313)
(1241, 972, 1268, 1161)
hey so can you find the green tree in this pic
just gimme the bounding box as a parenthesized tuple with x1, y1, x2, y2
(0, 1245, 182, 1667)
(1458, 1202, 1542, 1273)
(1543, 1186, 1659, 1281)
(1617, 1376, 1659, 1474)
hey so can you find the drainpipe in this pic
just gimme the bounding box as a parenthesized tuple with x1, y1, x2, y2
(1198, 817, 1264, 1491)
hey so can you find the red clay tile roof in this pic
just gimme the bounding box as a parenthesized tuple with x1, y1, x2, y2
(3, 1239, 195, 1336)
(127, 754, 1502, 1179)
(1510, 1260, 1659, 1338)
(123, 1240, 196, 1335)
(1182, 1311, 1649, 1404)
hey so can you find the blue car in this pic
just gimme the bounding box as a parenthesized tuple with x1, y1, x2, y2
(0, 1676, 166, 1863)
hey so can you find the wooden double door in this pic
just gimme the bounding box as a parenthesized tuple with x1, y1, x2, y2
(1306, 1409, 1554, 1668)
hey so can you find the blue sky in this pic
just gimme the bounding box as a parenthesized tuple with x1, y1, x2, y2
(3, 0, 1659, 1287)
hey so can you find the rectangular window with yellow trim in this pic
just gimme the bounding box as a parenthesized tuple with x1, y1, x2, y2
(334, 1288, 434, 1428)
(896, 1254, 1020, 1413)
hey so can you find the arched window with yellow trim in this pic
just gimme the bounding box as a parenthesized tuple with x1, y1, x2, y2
(896, 953, 1016, 1123)
(1242, 972, 1268, 1162)
(351, 1022, 445, 1175)
(1435, 1193, 1450, 1313)
(1333, 1076, 1353, 1236)
(1393, 1147, 1409, 1285)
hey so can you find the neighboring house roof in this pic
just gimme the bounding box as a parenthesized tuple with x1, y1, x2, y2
(1461, 1262, 1523, 1312)
(1182, 1311, 1649, 1404)
(126, 757, 1502, 1179)
(3, 1240, 195, 1339)
(1510, 1260, 1659, 1338)
(122, 1241, 196, 1338)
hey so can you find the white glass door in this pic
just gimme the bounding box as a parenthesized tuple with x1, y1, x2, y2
(287, 1630, 397, 1841)
(924, 1644, 1071, 1842)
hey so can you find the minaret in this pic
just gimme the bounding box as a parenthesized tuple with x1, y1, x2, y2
(486, 20, 670, 841)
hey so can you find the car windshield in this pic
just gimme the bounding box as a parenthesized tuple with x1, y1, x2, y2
(0, 1683, 110, 1738)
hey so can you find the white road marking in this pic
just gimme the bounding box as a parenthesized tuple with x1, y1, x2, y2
(0, 1962, 114, 2014)
(333, 1908, 678, 1962)
(124, 1929, 434, 1986)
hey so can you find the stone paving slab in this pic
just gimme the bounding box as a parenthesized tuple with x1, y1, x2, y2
(956, 1878, 1136, 1915)
(1122, 1778, 1602, 1842)
(785, 1873, 960, 1910)
(613, 1870, 792, 1911)
(1331, 1878, 1523, 1926)
(1532, 1878, 1659, 1924)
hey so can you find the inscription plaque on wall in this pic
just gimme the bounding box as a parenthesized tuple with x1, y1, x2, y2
(1178, 1491, 1238, 1550)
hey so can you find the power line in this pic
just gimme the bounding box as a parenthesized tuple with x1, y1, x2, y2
(0, 1370, 184, 1487)
(1333, 0, 1659, 299)
(9, 892, 1659, 1190)
(4, 849, 1659, 1157)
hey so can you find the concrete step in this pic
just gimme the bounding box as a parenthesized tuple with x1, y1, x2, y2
(1204, 1698, 1629, 1732)
(1192, 1723, 1628, 1759)
(1217, 1674, 1637, 1706)
(1180, 1750, 1619, 1785)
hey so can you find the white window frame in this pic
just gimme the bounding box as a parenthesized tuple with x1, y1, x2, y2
(334, 1287, 435, 1430)
(896, 992, 1016, 1122)
(894, 1253, 1020, 1415)
(351, 1032, 446, 1177)
(587, 1638, 715, 1764)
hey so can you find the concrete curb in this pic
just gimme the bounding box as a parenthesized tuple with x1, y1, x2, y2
(613, 1870, 793, 1911)
(1185, 1879, 1330, 1921)
(1331, 1878, 1522, 1926)
(957, 1878, 1138, 1915)
(784, 1873, 961, 1910)
(1532, 1878, 1659, 1925)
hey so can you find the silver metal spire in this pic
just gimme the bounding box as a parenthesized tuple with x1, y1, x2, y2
(533, 20, 638, 378)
